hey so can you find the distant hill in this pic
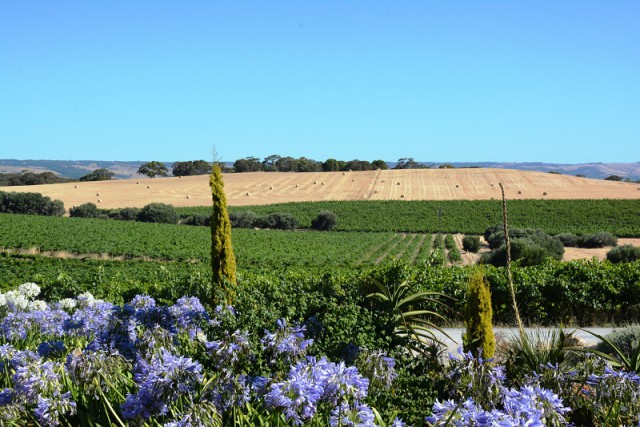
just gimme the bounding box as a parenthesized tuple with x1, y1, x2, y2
(0, 159, 639, 180)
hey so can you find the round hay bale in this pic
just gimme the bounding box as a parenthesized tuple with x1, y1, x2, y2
(186, 195, 190, 199)
(136, 181, 140, 184)
(400, 194, 405, 198)
(269, 186, 273, 190)
(74, 185, 78, 189)
(455, 184, 459, 188)
(321, 181, 325, 185)
(397, 182, 400, 185)
(517, 190, 522, 194)
(246, 192, 250, 196)
(295, 184, 299, 188)
(543, 192, 548, 196)
(352, 179, 355, 182)
(381, 179, 385, 183)
(147, 186, 150, 189)
(313, 181, 317, 184)
(96, 193, 100, 196)
(97, 199, 102, 203)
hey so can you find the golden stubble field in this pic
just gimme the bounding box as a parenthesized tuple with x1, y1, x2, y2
(2, 168, 639, 210)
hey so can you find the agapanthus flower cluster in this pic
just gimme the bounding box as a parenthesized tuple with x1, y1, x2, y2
(0, 284, 405, 426)
(583, 365, 640, 423)
(121, 348, 204, 420)
(427, 384, 570, 427)
(355, 349, 398, 394)
(265, 356, 371, 425)
(262, 318, 314, 364)
(446, 347, 505, 409)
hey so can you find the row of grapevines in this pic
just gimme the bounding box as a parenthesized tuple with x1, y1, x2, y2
(177, 199, 640, 236)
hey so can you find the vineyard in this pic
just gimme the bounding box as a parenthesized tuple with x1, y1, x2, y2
(179, 199, 640, 236)
(0, 214, 454, 270)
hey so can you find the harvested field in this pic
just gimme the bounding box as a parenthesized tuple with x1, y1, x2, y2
(1, 169, 638, 211)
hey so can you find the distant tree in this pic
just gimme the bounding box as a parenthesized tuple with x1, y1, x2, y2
(262, 155, 282, 172)
(575, 174, 587, 178)
(438, 164, 455, 169)
(79, 168, 114, 182)
(394, 158, 427, 169)
(322, 158, 342, 172)
(172, 160, 211, 177)
(344, 160, 372, 171)
(462, 236, 481, 253)
(233, 156, 262, 173)
(210, 163, 237, 303)
(0, 191, 64, 216)
(295, 157, 322, 172)
(137, 161, 169, 178)
(604, 175, 623, 181)
(371, 159, 388, 170)
(275, 156, 297, 172)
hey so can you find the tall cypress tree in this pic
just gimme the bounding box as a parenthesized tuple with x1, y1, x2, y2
(462, 268, 495, 358)
(210, 163, 237, 304)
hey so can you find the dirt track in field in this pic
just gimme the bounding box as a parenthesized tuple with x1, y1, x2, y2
(1, 169, 638, 210)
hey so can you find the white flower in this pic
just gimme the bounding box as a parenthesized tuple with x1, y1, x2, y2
(76, 292, 96, 308)
(59, 298, 77, 310)
(28, 300, 48, 312)
(5, 290, 29, 310)
(18, 282, 41, 298)
(0, 293, 6, 307)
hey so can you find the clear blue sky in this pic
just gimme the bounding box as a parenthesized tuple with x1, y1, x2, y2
(1, 1, 638, 164)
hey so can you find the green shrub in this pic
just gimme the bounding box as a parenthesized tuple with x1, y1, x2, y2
(137, 203, 178, 224)
(577, 232, 618, 248)
(484, 224, 502, 242)
(462, 236, 481, 253)
(108, 207, 141, 221)
(311, 210, 338, 231)
(480, 238, 549, 267)
(229, 211, 258, 228)
(463, 269, 495, 358)
(607, 245, 640, 263)
(595, 326, 640, 359)
(0, 191, 64, 216)
(69, 203, 101, 218)
(181, 213, 211, 227)
(555, 233, 579, 247)
(256, 212, 298, 230)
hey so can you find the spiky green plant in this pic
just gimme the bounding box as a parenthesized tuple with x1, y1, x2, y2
(462, 268, 495, 358)
(209, 163, 237, 304)
(366, 278, 452, 355)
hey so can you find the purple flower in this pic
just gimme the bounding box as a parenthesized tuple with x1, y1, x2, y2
(37, 341, 66, 359)
(121, 348, 203, 420)
(329, 401, 376, 427)
(34, 391, 76, 427)
(261, 318, 313, 364)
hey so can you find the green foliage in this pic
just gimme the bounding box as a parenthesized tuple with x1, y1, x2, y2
(171, 160, 211, 176)
(181, 213, 211, 227)
(500, 328, 574, 384)
(593, 326, 640, 365)
(581, 328, 640, 372)
(137, 202, 178, 224)
(607, 245, 640, 263)
(229, 210, 258, 228)
(463, 269, 495, 358)
(577, 232, 618, 248)
(209, 164, 237, 301)
(311, 210, 337, 231)
(0, 191, 64, 216)
(482, 227, 564, 267)
(78, 168, 114, 181)
(605, 174, 624, 181)
(363, 265, 452, 355)
(462, 235, 481, 253)
(555, 233, 579, 247)
(69, 202, 102, 218)
(137, 161, 168, 178)
(255, 212, 298, 230)
(0, 170, 71, 186)
(107, 207, 140, 221)
(177, 199, 640, 236)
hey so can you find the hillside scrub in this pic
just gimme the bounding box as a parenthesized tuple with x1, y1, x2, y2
(0, 190, 64, 216)
(482, 227, 564, 267)
(607, 244, 640, 263)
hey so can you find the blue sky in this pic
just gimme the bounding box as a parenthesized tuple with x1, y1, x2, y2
(1, 1, 638, 164)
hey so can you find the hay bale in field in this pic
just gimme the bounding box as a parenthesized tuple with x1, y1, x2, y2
(269, 186, 273, 190)
(136, 181, 140, 184)
(295, 184, 299, 187)
(97, 199, 102, 203)
(246, 192, 250, 196)
(400, 194, 405, 198)
(321, 181, 325, 185)
(455, 184, 459, 188)
(397, 182, 400, 185)
(74, 185, 78, 188)
(313, 181, 317, 184)
(517, 190, 522, 194)
(96, 193, 100, 196)
(186, 195, 190, 199)
(147, 186, 150, 189)
(543, 192, 548, 196)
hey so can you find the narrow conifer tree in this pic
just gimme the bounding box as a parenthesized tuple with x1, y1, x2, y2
(462, 268, 495, 358)
(210, 163, 237, 303)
